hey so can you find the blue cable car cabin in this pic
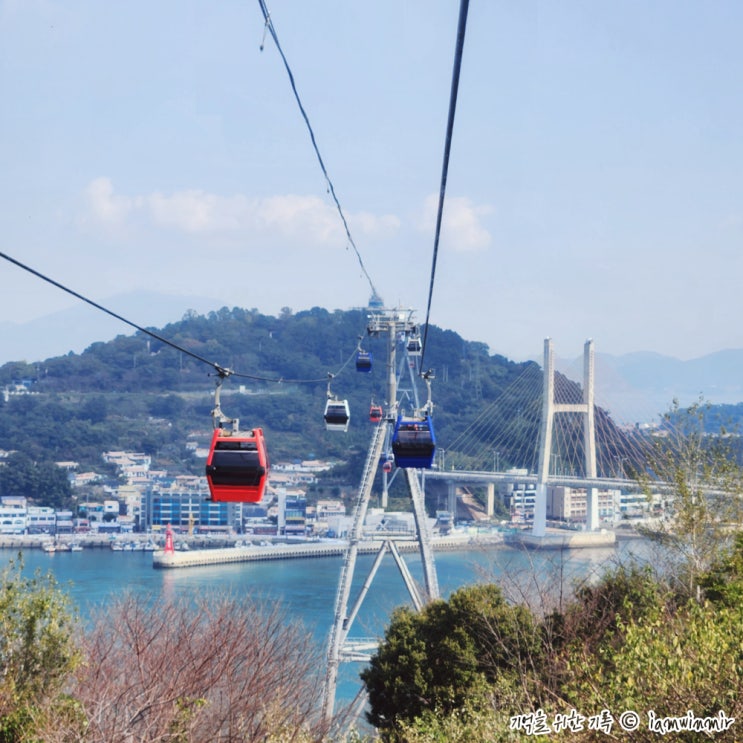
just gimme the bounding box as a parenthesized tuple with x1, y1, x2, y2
(324, 399, 350, 432)
(356, 351, 372, 372)
(391, 414, 436, 468)
(205, 428, 269, 503)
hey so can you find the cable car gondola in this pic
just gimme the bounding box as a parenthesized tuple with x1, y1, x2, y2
(206, 368, 269, 503)
(324, 398, 350, 432)
(391, 414, 436, 469)
(369, 403, 383, 423)
(356, 350, 372, 373)
(324, 373, 350, 432)
(205, 427, 269, 503)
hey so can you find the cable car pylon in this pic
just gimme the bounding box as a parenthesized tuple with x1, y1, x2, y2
(322, 306, 440, 727)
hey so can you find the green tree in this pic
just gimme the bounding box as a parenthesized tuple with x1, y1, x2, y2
(637, 399, 743, 600)
(361, 584, 542, 738)
(700, 531, 743, 608)
(561, 599, 743, 742)
(0, 558, 81, 742)
(0, 454, 73, 510)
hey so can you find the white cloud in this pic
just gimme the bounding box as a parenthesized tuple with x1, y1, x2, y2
(81, 179, 400, 245)
(257, 194, 341, 242)
(148, 190, 249, 233)
(352, 211, 401, 238)
(418, 194, 493, 251)
(85, 177, 139, 226)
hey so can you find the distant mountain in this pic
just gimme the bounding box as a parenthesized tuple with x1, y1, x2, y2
(0, 292, 224, 365)
(557, 350, 743, 424)
(0, 306, 541, 475)
(4, 294, 742, 425)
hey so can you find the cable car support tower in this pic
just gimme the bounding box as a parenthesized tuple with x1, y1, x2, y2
(322, 306, 440, 725)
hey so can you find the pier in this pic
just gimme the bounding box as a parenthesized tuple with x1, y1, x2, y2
(151, 534, 505, 569)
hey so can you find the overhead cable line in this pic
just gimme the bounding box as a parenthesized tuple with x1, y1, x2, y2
(419, 0, 470, 371)
(0, 250, 354, 385)
(257, 0, 381, 302)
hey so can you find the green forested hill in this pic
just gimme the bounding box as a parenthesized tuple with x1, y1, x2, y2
(0, 306, 539, 479)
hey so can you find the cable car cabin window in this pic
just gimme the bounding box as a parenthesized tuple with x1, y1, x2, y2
(391, 415, 436, 468)
(205, 429, 268, 503)
(208, 446, 263, 486)
(356, 352, 372, 372)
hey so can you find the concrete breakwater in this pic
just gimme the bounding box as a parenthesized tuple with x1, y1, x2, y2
(152, 534, 505, 569)
(0, 534, 129, 550)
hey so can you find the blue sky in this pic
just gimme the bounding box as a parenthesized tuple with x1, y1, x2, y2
(2, 1, 743, 364)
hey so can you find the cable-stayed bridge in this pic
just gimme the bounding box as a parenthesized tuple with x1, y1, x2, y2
(322, 331, 664, 726)
(431, 338, 658, 534)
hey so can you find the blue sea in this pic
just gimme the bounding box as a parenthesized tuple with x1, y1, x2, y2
(0, 539, 651, 708)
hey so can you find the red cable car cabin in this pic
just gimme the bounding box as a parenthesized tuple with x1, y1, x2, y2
(369, 404, 383, 423)
(205, 428, 269, 503)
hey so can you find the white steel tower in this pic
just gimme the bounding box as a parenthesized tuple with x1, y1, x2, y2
(322, 306, 440, 726)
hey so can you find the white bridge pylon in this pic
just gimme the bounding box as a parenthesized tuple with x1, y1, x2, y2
(533, 338, 598, 536)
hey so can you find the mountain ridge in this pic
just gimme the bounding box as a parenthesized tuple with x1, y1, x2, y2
(4, 295, 743, 419)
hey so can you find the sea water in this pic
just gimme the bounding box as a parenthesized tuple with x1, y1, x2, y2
(0, 540, 652, 707)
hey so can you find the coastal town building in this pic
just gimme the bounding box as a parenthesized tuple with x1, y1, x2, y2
(546, 486, 618, 523)
(0, 496, 27, 534)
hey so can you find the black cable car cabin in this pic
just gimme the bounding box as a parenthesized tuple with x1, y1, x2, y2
(324, 399, 350, 432)
(356, 351, 372, 372)
(205, 428, 269, 503)
(391, 414, 436, 468)
(406, 338, 422, 356)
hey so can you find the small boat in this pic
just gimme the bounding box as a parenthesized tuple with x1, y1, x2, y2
(70, 542, 84, 552)
(41, 541, 56, 553)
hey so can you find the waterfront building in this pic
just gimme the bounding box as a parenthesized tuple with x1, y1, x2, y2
(145, 485, 236, 533)
(0, 496, 27, 534)
(546, 485, 619, 524)
(498, 478, 537, 525)
(56, 509, 74, 534)
(435, 510, 452, 535)
(281, 494, 307, 537)
(26, 505, 56, 534)
(365, 509, 416, 536)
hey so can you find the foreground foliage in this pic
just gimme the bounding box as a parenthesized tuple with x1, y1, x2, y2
(364, 542, 743, 742)
(0, 572, 330, 743)
(3, 526, 743, 740)
(58, 593, 326, 742)
(637, 399, 743, 600)
(0, 558, 80, 743)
